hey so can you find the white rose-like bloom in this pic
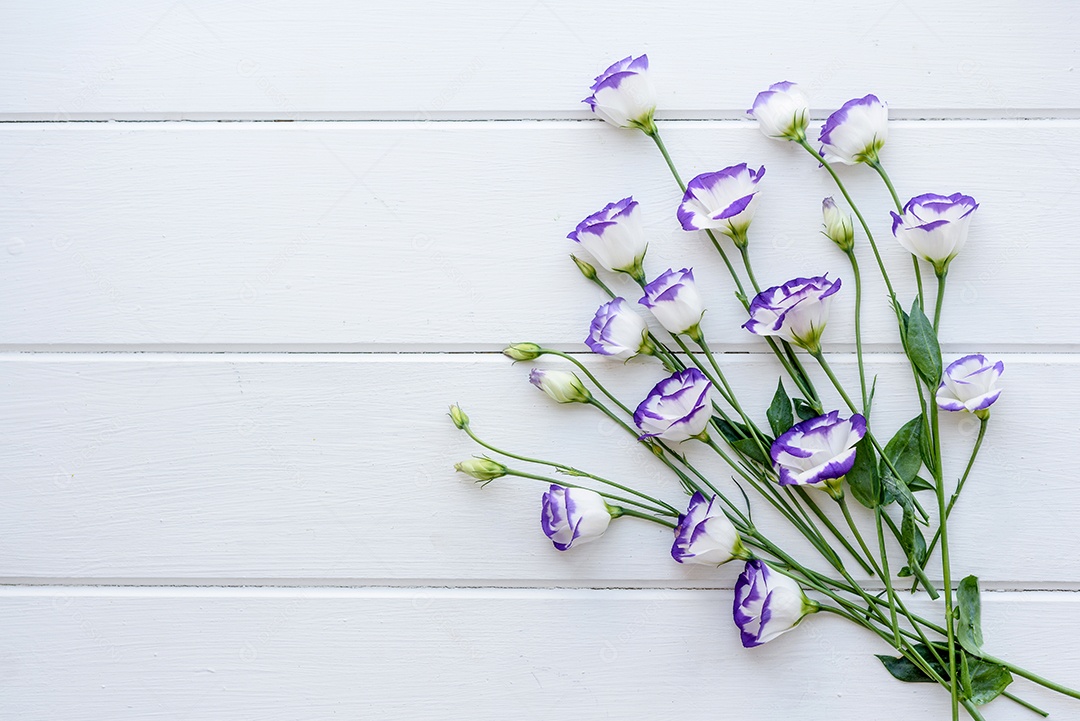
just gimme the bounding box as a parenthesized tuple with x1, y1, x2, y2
(528, 369, 591, 404)
(567, 197, 648, 279)
(891, 192, 979, 274)
(585, 298, 650, 360)
(818, 94, 888, 165)
(638, 268, 706, 336)
(742, 275, 841, 352)
(734, 559, 817, 647)
(747, 81, 810, 141)
(671, 493, 745, 565)
(541, 485, 612, 551)
(936, 354, 1004, 415)
(582, 54, 657, 132)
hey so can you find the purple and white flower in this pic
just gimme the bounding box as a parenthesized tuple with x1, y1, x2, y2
(638, 268, 706, 336)
(586, 298, 650, 360)
(529, 369, 591, 404)
(891, 193, 979, 273)
(819, 94, 888, 165)
(583, 54, 657, 132)
(770, 411, 867, 490)
(734, 559, 817, 647)
(677, 164, 765, 244)
(747, 81, 810, 141)
(937, 354, 1004, 414)
(634, 368, 714, 442)
(541, 485, 612, 551)
(567, 197, 648, 279)
(821, 197, 854, 252)
(742, 275, 841, 352)
(672, 492, 744, 566)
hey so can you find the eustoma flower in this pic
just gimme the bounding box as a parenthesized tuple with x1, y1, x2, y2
(541, 484, 612, 551)
(770, 411, 867, 498)
(586, 298, 651, 360)
(742, 275, 841, 353)
(582, 54, 657, 133)
(634, 368, 713, 442)
(821, 197, 854, 252)
(677, 164, 765, 246)
(936, 354, 1004, 416)
(891, 193, 979, 274)
(747, 81, 810, 141)
(819, 94, 888, 165)
(529, 369, 591, 404)
(638, 268, 706, 336)
(454, 458, 508, 482)
(567, 197, 649, 280)
(671, 493, 745, 565)
(734, 559, 818, 647)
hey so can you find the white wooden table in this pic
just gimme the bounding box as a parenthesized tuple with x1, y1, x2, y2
(2, 2, 1078, 718)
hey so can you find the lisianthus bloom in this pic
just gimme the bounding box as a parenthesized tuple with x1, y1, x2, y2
(747, 81, 810, 141)
(819, 94, 888, 165)
(634, 368, 713, 442)
(891, 193, 979, 274)
(677, 164, 765, 246)
(742, 275, 841, 352)
(638, 268, 706, 336)
(821, 197, 854, 252)
(541, 485, 612, 551)
(734, 559, 818, 647)
(582, 54, 657, 132)
(671, 493, 745, 566)
(586, 298, 651, 360)
(529, 369, 591, 404)
(567, 197, 648, 280)
(770, 411, 867, 493)
(937, 354, 1004, 415)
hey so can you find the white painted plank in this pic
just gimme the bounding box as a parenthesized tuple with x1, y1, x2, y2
(1, 587, 1076, 720)
(1, 121, 1076, 349)
(0, 1, 1076, 119)
(2, 354, 1075, 585)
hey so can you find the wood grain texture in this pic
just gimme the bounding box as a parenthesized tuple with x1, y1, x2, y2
(1, 587, 1077, 720)
(0, 0, 1076, 119)
(1, 121, 1077, 349)
(3, 354, 1074, 585)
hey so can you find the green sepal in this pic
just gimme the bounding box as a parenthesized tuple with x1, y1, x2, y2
(846, 437, 881, 509)
(767, 378, 794, 437)
(905, 299, 943, 385)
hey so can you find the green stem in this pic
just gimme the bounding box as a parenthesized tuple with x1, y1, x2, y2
(503, 469, 670, 516)
(923, 417, 988, 563)
(934, 270, 948, 332)
(930, 403, 960, 721)
(610, 505, 677, 529)
(838, 497, 900, 644)
(792, 486, 874, 574)
(738, 245, 761, 293)
(868, 157, 926, 313)
(540, 349, 632, 416)
(462, 425, 679, 514)
(648, 129, 685, 191)
(846, 250, 870, 416)
(1001, 691, 1050, 718)
(983, 653, 1080, 701)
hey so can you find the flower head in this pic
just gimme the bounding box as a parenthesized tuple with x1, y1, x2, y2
(503, 342, 543, 361)
(454, 457, 508, 482)
(586, 298, 650, 360)
(638, 268, 706, 336)
(634, 368, 714, 442)
(529, 369, 591, 404)
(747, 81, 810, 141)
(770, 411, 867, 492)
(677, 164, 765, 245)
(541, 485, 612, 551)
(821, 197, 854, 252)
(891, 193, 979, 274)
(448, 404, 470, 429)
(567, 197, 648, 279)
(819, 94, 888, 165)
(583, 54, 657, 132)
(734, 559, 817, 647)
(672, 493, 744, 565)
(743, 275, 841, 352)
(937, 354, 1004, 415)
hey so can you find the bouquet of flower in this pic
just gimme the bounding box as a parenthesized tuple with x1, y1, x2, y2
(449, 55, 1078, 719)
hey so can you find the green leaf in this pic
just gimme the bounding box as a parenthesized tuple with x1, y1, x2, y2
(900, 508, 928, 568)
(793, 398, 818, 422)
(883, 417, 924, 484)
(767, 379, 794, 437)
(908, 475, 936, 493)
(882, 472, 916, 515)
(846, 437, 881, 509)
(965, 657, 1013, 705)
(712, 418, 773, 467)
(905, 299, 943, 385)
(732, 437, 770, 466)
(876, 644, 948, 684)
(958, 575, 984, 655)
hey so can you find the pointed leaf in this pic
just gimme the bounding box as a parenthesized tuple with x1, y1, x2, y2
(966, 657, 1013, 705)
(882, 473, 916, 515)
(847, 437, 881, 509)
(767, 379, 794, 437)
(793, 397, 818, 422)
(957, 575, 984, 655)
(883, 417, 924, 484)
(908, 475, 936, 493)
(900, 508, 928, 569)
(906, 299, 943, 385)
(877, 644, 949, 684)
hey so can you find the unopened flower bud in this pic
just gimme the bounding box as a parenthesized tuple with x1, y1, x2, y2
(454, 458, 508, 482)
(448, 404, 470, 429)
(571, 254, 597, 280)
(821, 197, 855, 252)
(503, 342, 543, 362)
(529, 369, 591, 404)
